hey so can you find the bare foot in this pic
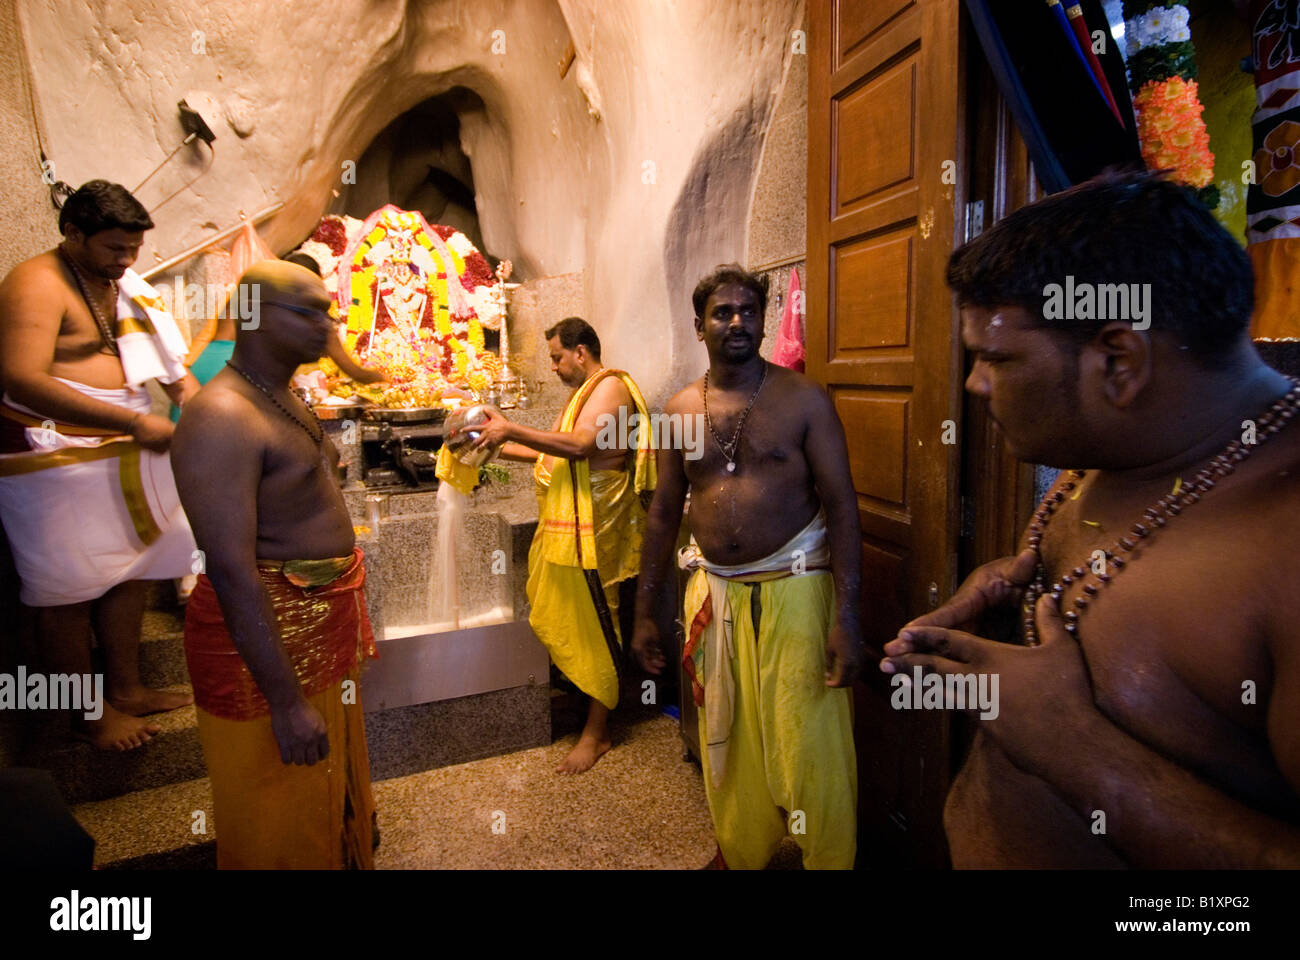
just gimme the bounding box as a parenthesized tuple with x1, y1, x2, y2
(75, 704, 161, 751)
(109, 685, 193, 716)
(556, 733, 610, 774)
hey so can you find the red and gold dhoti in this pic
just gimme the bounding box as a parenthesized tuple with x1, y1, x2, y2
(183, 548, 378, 869)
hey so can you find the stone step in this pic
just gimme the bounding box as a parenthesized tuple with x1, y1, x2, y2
(364, 683, 550, 781)
(139, 609, 191, 688)
(70, 775, 216, 870)
(27, 691, 205, 806)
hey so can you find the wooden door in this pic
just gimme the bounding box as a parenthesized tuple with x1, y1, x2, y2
(807, 0, 965, 868)
(958, 40, 1040, 579)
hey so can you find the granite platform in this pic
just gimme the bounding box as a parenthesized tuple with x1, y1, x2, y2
(330, 423, 556, 771)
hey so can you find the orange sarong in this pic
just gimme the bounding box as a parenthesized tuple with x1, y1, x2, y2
(183, 548, 379, 869)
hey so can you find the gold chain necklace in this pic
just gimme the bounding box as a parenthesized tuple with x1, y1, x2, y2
(1022, 377, 1300, 644)
(703, 360, 768, 473)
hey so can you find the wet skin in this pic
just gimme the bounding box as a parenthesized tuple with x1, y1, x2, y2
(171, 270, 353, 765)
(885, 305, 1300, 868)
(631, 283, 865, 687)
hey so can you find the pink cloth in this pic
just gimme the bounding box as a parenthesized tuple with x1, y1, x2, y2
(227, 222, 276, 287)
(770, 268, 805, 372)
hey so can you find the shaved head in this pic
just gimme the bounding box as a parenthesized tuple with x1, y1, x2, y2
(237, 260, 330, 314)
(229, 259, 335, 366)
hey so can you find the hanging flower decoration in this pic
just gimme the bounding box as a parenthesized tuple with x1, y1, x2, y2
(1124, 2, 1218, 208)
(291, 206, 508, 406)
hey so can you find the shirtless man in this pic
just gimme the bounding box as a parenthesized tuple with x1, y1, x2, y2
(473, 317, 651, 773)
(170, 261, 377, 867)
(882, 172, 1300, 868)
(0, 180, 196, 749)
(631, 265, 864, 869)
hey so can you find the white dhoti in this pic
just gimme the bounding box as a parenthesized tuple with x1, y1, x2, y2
(0, 379, 195, 607)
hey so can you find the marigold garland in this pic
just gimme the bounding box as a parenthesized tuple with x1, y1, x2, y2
(1131, 77, 1215, 188)
(1123, 2, 1216, 207)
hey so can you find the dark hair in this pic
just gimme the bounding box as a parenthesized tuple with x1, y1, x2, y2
(545, 316, 601, 360)
(692, 263, 769, 318)
(284, 252, 323, 276)
(58, 180, 153, 237)
(946, 171, 1253, 364)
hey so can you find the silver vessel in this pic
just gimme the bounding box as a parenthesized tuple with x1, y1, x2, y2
(442, 404, 500, 469)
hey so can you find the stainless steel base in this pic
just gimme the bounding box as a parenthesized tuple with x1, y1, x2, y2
(361, 618, 549, 711)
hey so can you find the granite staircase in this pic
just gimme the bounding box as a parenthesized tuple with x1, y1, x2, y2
(5, 590, 555, 869)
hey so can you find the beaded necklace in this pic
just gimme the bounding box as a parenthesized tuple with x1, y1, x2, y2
(58, 246, 120, 357)
(226, 360, 324, 447)
(1022, 377, 1300, 644)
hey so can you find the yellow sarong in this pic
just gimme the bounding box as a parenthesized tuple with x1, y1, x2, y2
(526, 369, 655, 709)
(683, 568, 857, 870)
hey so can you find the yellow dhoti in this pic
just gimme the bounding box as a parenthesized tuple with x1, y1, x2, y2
(681, 515, 857, 870)
(526, 369, 655, 710)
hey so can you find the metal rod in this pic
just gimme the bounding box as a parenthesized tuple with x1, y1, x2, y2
(141, 201, 284, 281)
(748, 252, 805, 273)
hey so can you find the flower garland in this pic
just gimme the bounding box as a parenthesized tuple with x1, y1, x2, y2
(294, 207, 508, 400)
(1124, 2, 1218, 208)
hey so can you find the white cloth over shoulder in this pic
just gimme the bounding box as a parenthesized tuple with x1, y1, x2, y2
(115, 269, 189, 387)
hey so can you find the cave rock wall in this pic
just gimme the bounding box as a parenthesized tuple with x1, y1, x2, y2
(17, 0, 803, 402)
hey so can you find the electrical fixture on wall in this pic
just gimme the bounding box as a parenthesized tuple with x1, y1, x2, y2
(130, 91, 220, 215)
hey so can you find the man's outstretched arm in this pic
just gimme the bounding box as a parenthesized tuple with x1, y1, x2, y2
(472, 378, 630, 460)
(498, 442, 543, 462)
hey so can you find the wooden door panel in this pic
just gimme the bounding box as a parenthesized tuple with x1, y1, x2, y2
(834, 390, 909, 508)
(831, 229, 914, 353)
(837, 0, 917, 67)
(809, 0, 964, 868)
(858, 539, 908, 649)
(832, 57, 917, 213)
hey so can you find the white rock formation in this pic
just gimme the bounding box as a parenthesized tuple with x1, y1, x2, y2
(15, 0, 803, 402)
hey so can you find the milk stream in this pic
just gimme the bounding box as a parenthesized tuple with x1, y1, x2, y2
(429, 481, 468, 630)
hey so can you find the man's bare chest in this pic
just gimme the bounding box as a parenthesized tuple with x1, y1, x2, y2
(56, 300, 117, 360)
(1038, 494, 1280, 792)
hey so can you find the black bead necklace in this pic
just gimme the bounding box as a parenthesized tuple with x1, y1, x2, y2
(225, 360, 324, 446)
(59, 246, 120, 356)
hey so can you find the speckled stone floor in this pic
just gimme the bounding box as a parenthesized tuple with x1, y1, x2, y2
(373, 712, 720, 869)
(71, 708, 806, 869)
